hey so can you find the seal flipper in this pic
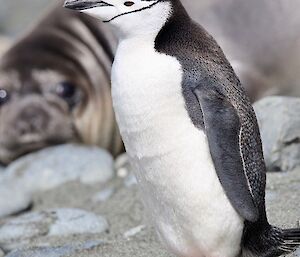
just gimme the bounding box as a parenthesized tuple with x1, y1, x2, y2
(193, 83, 259, 222)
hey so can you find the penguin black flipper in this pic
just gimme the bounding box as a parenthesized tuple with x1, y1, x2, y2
(193, 81, 259, 222)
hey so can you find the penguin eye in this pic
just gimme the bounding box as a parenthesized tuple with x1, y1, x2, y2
(0, 89, 9, 106)
(124, 1, 135, 7)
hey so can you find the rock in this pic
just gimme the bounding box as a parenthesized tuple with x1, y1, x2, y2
(254, 96, 300, 172)
(124, 173, 137, 188)
(115, 153, 131, 178)
(123, 225, 146, 239)
(6, 240, 105, 257)
(48, 209, 108, 237)
(115, 154, 137, 187)
(0, 183, 32, 219)
(0, 144, 114, 217)
(0, 248, 4, 257)
(92, 187, 115, 203)
(0, 209, 108, 252)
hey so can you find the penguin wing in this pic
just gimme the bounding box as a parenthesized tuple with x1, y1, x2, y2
(193, 84, 259, 222)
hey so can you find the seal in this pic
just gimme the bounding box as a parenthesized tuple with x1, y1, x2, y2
(65, 0, 300, 256)
(0, 0, 123, 165)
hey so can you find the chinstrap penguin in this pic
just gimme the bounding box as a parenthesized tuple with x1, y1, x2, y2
(64, 0, 300, 256)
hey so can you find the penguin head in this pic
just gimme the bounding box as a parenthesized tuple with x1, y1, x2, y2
(64, 0, 173, 37)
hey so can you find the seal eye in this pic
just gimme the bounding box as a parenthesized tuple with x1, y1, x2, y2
(124, 1, 135, 7)
(56, 82, 76, 100)
(0, 89, 9, 106)
(55, 81, 81, 108)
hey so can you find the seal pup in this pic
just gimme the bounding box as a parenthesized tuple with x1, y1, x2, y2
(0, 0, 123, 164)
(65, 0, 300, 257)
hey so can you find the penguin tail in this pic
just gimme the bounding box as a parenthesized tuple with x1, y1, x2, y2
(242, 224, 300, 257)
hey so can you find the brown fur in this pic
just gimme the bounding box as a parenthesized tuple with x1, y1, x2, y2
(0, 1, 123, 164)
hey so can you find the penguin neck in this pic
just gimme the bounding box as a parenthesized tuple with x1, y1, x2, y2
(113, 0, 190, 43)
(154, 0, 192, 48)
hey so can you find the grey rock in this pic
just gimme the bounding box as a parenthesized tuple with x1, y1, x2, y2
(123, 225, 146, 239)
(254, 96, 300, 172)
(124, 173, 138, 188)
(0, 144, 114, 217)
(92, 187, 115, 203)
(0, 209, 108, 252)
(115, 154, 137, 187)
(6, 240, 104, 257)
(115, 153, 131, 178)
(0, 248, 4, 257)
(48, 209, 108, 237)
(0, 183, 32, 219)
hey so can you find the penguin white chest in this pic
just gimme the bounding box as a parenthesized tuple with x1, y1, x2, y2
(111, 38, 244, 257)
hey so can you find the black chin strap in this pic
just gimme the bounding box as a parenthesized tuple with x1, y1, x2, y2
(103, 1, 159, 23)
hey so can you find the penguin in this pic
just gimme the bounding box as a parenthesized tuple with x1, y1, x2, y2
(64, 0, 300, 256)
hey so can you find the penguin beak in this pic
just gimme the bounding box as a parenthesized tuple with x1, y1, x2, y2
(64, 0, 113, 11)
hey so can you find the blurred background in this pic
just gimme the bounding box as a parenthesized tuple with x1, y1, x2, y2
(0, 0, 49, 36)
(0, 1, 299, 257)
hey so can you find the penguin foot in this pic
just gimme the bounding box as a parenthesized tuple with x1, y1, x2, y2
(242, 225, 300, 257)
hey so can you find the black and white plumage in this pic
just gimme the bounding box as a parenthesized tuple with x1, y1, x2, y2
(64, 0, 300, 256)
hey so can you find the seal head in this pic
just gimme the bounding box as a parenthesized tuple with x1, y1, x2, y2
(0, 2, 123, 164)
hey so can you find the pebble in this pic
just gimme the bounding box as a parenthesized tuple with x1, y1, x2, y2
(0, 144, 114, 217)
(0, 208, 108, 252)
(5, 240, 105, 257)
(92, 187, 115, 203)
(254, 96, 300, 172)
(48, 209, 109, 237)
(123, 225, 146, 239)
(115, 154, 131, 178)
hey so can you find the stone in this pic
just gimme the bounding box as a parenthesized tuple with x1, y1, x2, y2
(123, 225, 146, 239)
(48, 209, 108, 237)
(115, 153, 131, 178)
(254, 96, 300, 172)
(115, 154, 137, 187)
(124, 173, 137, 188)
(0, 144, 114, 217)
(0, 209, 108, 252)
(6, 240, 105, 257)
(92, 187, 115, 203)
(0, 182, 32, 218)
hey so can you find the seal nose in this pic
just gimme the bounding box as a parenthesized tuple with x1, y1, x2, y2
(16, 106, 49, 138)
(64, 0, 113, 10)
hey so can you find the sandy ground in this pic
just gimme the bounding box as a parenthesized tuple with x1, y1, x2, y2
(22, 168, 299, 257)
